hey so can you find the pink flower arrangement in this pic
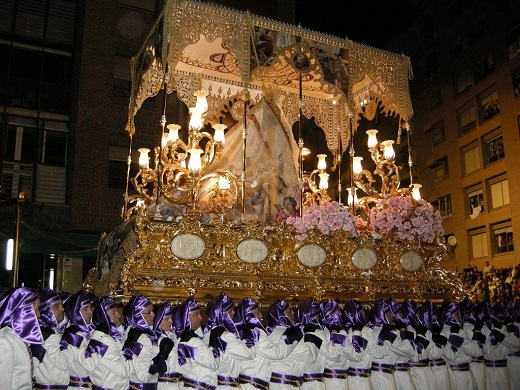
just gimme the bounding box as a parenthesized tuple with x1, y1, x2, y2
(368, 196, 444, 243)
(286, 201, 360, 240)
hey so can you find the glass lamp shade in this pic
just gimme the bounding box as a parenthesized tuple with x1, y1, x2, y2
(381, 140, 395, 160)
(317, 154, 327, 170)
(318, 172, 329, 189)
(193, 90, 209, 113)
(188, 148, 203, 172)
(411, 183, 422, 200)
(366, 129, 379, 149)
(166, 124, 181, 142)
(353, 156, 363, 174)
(213, 123, 227, 143)
(138, 148, 150, 168)
(347, 187, 358, 206)
(189, 107, 204, 130)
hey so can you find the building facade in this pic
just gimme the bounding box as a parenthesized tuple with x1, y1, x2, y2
(407, 0, 520, 271)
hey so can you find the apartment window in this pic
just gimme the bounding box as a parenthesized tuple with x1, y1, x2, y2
(454, 67, 472, 95)
(462, 141, 480, 174)
(492, 220, 514, 254)
(428, 156, 449, 182)
(428, 90, 443, 112)
(513, 67, 520, 98)
(437, 194, 452, 219)
(457, 103, 476, 135)
(42, 121, 68, 166)
(470, 227, 488, 259)
(475, 51, 494, 80)
(479, 89, 499, 122)
(427, 120, 445, 146)
(466, 185, 484, 218)
(483, 129, 504, 164)
(488, 174, 510, 209)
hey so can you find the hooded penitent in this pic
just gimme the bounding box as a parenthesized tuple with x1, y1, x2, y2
(91, 296, 124, 340)
(234, 297, 265, 332)
(172, 295, 200, 337)
(205, 293, 239, 337)
(39, 288, 67, 332)
(124, 293, 157, 345)
(153, 302, 174, 337)
(64, 290, 95, 338)
(294, 298, 322, 329)
(0, 287, 43, 344)
(342, 299, 366, 330)
(267, 298, 294, 333)
(320, 298, 344, 331)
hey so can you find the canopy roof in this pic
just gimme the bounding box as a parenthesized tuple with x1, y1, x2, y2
(126, 0, 414, 154)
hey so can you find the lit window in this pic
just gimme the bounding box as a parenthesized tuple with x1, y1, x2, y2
(470, 228, 488, 258)
(466, 186, 484, 219)
(492, 221, 514, 254)
(488, 174, 510, 209)
(457, 104, 476, 135)
(479, 89, 499, 122)
(462, 142, 480, 174)
(438, 194, 452, 219)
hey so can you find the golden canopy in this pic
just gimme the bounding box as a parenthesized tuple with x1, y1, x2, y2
(126, 0, 414, 155)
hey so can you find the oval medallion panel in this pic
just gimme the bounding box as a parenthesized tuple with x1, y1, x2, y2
(170, 233, 206, 260)
(297, 243, 327, 267)
(236, 238, 269, 263)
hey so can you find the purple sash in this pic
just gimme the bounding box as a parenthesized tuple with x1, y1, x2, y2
(183, 377, 216, 390)
(217, 375, 239, 387)
(238, 374, 269, 390)
(68, 376, 91, 388)
(129, 382, 158, 390)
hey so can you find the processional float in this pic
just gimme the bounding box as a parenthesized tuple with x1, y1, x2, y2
(84, 0, 462, 306)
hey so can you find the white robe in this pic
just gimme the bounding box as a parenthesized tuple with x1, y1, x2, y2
(129, 332, 161, 386)
(0, 327, 34, 390)
(202, 329, 255, 389)
(158, 332, 183, 390)
(80, 329, 132, 390)
(267, 326, 318, 390)
(239, 327, 295, 390)
(177, 330, 219, 389)
(33, 331, 74, 387)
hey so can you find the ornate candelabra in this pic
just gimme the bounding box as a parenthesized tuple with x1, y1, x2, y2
(130, 89, 238, 219)
(349, 128, 421, 213)
(302, 153, 332, 208)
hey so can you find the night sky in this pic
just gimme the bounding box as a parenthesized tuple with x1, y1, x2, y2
(295, 1, 412, 48)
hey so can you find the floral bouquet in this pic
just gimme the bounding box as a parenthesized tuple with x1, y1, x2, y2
(286, 201, 361, 240)
(368, 195, 444, 243)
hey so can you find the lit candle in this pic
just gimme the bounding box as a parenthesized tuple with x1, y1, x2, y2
(317, 154, 327, 170)
(188, 148, 203, 172)
(381, 140, 395, 160)
(411, 183, 422, 200)
(353, 156, 363, 174)
(189, 107, 204, 130)
(347, 187, 358, 206)
(138, 148, 150, 168)
(319, 172, 329, 189)
(213, 123, 227, 144)
(366, 129, 378, 149)
(193, 89, 209, 114)
(167, 124, 181, 142)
